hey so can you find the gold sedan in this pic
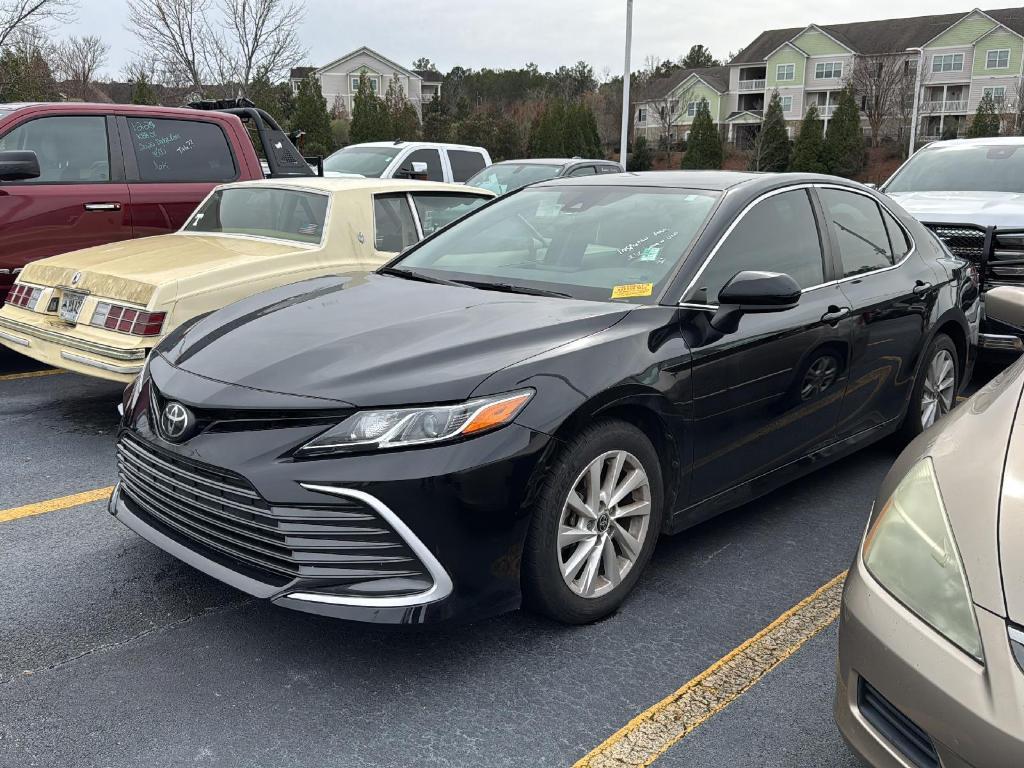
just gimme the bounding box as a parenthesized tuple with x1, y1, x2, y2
(0, 178, 492, 382)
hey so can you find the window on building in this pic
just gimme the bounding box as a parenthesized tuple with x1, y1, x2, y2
(986, 49, 1010, 69)
(780, 96, 793, 112)
(351, 75, 380, 93)
(637, 108, 647, 123)
(776, 63, 795, 81)
(814, 61, 842, 79)
(984, 86, 1007, 104)
(932, 53, 964, 73)
(686, 101, 697, 117)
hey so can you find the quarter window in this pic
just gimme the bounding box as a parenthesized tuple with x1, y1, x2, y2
(776, 63, 796, 81)
(932, 53, 964, 73)
(881, 207, 910, 261)
(986, 49, 1010, 69)
(685, 189, 825, 305)
(0, 115, 110, 183)
(402, 148, 443, 181)
(818, 189, 894, 277)
(447, 149, 487, 182)
(373, 194, 418, 252)
(127, 118, 236, 182)
(814, 61, 843, 79)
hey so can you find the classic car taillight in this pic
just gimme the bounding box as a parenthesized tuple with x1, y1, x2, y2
(91, 302, 166, 337)
(7, 284, 43, 310)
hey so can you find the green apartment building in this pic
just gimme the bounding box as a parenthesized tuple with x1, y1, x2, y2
(635, 7, 1024, 146)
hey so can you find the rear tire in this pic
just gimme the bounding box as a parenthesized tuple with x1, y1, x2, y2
(522, 419, 664, 624)
(900, 333, 958, 441)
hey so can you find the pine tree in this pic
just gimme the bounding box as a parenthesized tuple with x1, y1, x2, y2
(789, 105, 829, 173)
(967, 92, 1001, 138)
(291, 75, 334, 156)
(492, 116, 524, 160)
(349, 72, 390, 144)
(749, 91, 790, 171)
(130, 72, 158, 106)
(422, 95, 451, 142)
(824, 86, 865, 178)
(681, 99, 722, 170)
(384, 75, 421, 140)
(629, 135, 653, 171)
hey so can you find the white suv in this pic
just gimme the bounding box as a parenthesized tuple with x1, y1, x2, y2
(323, 141, 492, 183)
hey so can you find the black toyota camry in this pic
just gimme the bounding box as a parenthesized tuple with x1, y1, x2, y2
(112, 171, 978, 625)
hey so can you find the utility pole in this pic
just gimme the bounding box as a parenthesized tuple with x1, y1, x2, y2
(907, 47, 925, 155)
(620, 0, 634, 170)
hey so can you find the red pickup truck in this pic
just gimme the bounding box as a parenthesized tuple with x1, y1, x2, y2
(0, 101, 312, 304)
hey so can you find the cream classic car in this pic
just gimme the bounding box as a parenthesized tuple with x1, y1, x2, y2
(0, 178, 493, 382)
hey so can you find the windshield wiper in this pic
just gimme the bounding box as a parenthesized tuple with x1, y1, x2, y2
(452, 279, 572, 298)
(379, 266, 463, 287)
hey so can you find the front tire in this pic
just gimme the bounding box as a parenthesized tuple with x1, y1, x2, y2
(522, 420, 663, 624)
(901, 333, 958, 441)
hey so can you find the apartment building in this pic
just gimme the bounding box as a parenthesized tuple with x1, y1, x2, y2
(289, 47, 442, 118)
(635, 7, 1024, 145)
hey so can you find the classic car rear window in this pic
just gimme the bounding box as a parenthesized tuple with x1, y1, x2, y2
(187, 187, 329, 244)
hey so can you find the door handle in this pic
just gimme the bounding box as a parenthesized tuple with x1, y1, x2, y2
(84, 202, 122, 212)
(913, 280, 933, 296)
(821, 306, 851, 325)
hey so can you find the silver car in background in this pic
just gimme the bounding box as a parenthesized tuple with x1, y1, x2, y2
(835, 354, 1024, 766)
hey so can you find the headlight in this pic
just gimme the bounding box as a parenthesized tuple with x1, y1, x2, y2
(296, 390, 533, 456)
(863, 458, 983, 662)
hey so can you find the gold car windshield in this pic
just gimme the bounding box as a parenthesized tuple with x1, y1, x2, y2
(186, 187, 329, 245)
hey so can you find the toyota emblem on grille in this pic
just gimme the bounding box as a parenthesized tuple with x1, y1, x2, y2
(70, 271, 83, 286)
(160, 401, 195, 442)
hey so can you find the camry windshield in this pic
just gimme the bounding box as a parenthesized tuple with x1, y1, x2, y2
(467, 163, 563, 194)
(886, 144, 1024, 194)
(394, 186, 719, 303)
(186, 187, 329, 244)
(323, 146, 402, 177)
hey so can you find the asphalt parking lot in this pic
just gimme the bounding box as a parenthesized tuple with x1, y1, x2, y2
(1, 347, 937, 768)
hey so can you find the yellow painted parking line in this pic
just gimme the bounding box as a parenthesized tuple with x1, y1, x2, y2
(574, 572, 847, 768)
(0, 486, 114, 524)
(0, 368, 64, 382)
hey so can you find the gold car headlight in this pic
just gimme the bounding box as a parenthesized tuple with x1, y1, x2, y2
(863, 458, 983, 662)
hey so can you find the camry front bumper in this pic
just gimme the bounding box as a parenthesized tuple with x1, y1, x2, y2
(835, 553, 1024, 767)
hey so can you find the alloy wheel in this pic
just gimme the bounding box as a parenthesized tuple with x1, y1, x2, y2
(800, 355, 839, 400)
(557, 450, 652, 599)
(921, 348, 956, 429)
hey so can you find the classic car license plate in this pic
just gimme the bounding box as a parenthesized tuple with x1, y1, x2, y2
(59, 290, 86, 324)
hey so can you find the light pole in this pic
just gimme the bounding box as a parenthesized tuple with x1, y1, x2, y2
(907, 46, 925, 155)
(619, 0, 634, 170)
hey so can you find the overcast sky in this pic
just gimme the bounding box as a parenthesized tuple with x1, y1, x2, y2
(71, 0, 983, 80)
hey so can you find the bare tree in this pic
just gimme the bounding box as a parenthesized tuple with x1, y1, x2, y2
(55, 34, 109, 99)
(849, 54, 917, 147)
(210, 0, 306, 95)
(0, 0, 75, 48)
(126, 0, 210, 95)
(647, 82, 695, 160)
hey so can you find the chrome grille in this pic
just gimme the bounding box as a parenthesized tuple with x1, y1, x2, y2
(116, 433, 429, 587)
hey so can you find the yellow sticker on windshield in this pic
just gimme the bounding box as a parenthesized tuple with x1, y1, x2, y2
(611, 283, 653, 299)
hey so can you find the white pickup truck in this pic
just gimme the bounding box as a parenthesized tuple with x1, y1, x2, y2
(322, 141, 492, 184)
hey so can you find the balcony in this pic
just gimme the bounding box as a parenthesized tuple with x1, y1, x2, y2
(738, 79, 766, 91)
(923, 100, 969, 113)
(807, 105, 836, 118)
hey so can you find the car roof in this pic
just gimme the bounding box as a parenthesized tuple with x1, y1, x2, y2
(920, 136, 1024, 150)
(343, 141, 487, 152)
(533, 170, 778, 191)
(221, 177, 494, 195)
(0, 101, 240, 118)
(490, 158, 617, 167)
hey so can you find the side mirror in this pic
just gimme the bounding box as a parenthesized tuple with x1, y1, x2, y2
(710, 270, 801, 333)
(410, 161, 428, 175)
(0, 150, 40, 182)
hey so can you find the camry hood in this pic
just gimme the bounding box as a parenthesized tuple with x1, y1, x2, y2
(20, 234, 308, 306)
(998, 364, 1024, 623)
(160, 273, 632, 406)
(886, 190, 1024, 228)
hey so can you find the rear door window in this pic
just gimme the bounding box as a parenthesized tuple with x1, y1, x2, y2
(0, 115, 110, 182)
(567, 165, 597, 177)
(818, 189, 894, 277)
(373, 194, 419, 252)
(126, 117, 237, 182)
(447, 149, 487, 182)
(402, 148, 443, 181)
(411, 193, 490, 236)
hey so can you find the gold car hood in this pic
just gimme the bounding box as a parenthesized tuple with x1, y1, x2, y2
(19, 234, 307, 305)
(999, 367, 1024, 624)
